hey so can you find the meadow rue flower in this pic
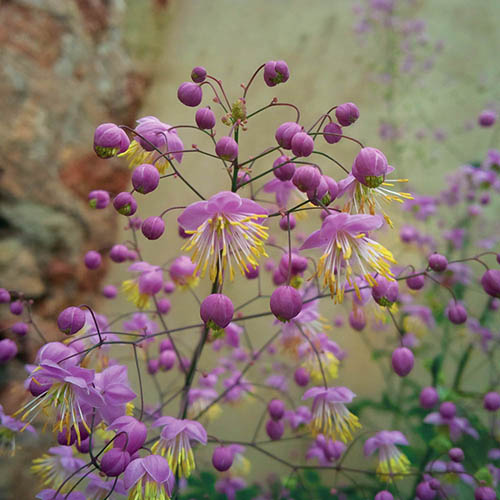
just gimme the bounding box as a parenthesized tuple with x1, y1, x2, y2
(372, 276, 399, 306)
(449, 447, 465, 462)
(306, 434, 346, 465)
(446, 301, 467, 324)
(110, 244, 129, 263)
(291, 132, 314, 157)
(364, 431, 410, 481)
(177, 81, 203, 107)
(292, 165, 321, 192)
(0, 403, 35, 454)
(132, 164, 160, 194)
(85, 474, 127, 499)
(215, 477, 246, 500)
(93, 123, 130, 159)
(474, 486, 497, 500)
(191, 65, 207, 83)
(478, 109, 497, 127)
(270, 286, 302, 322)
(303, 386, 361, 442)
(335, 102, 360, 127)
(275, 121, 303, 149)
(169, 255, 198, 287)
(178, 191, 268, 281)
(263, 60, 290, 86)
(484, 392, 500, 411)
(323, 122, 343, 144)
(195, 107, 216, 129)
(123, 454, 174, 500)
(152, 416, 207, 477)
(352, 147, 388, 188)
(0, 288, 11, 303)
(88, 189, 110, 209)
(407, 273, 425, 290)
(391, 347, 414, 377)
(294, 367, 310, 387)
(266, 419, 284, 440)
(122, 262, 163, 309)
(273, 155, 296, 181)
(57, 306, 85, 335)
(141, 216, 165, 240)
(37, 489, 85, 500)
(84, 250, 102, 270)
(109, 416, 147, 454)
(481, 269, 500, 298)
(419, 387, 439, 409)
(349, 307, 366, 331)
(375, 492, 394, 500)
(424, 406, 479, 442)
(300, 212, 396, 302)
(100, 447, 131, 477)
(10, 299, 23, 315)
(200, 293, 234, 329)
(212, 446, 234, 471)
(113, 192, 138, 216)
(268, 399, 285, 421)
(215, 136, 238, 161)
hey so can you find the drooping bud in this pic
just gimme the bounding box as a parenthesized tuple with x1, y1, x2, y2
(57, 307, 85, 335)
(215, 136, 238, 161)
(110, 244, 129, 263)
(419, 386, 439, 409)
(439, 402, 456, 419)
(157, 298, 171, 314)
(268, 399, 285, 421)
(275, 122, 302, 150)
(263, 60, 290, 87)
(9, 300, 23, 315)
(159, 350, 176, 371)
(406, 274, 425, 290)
(428, 253, 448, 272)
(84, 250, 102, 270)
(323, 122, 342, 144)
(200, 294, 234, 329)
(352, 147, 388, 188)
(481, 269, 500, 298)
(375, 492, 394, 500)
(191, 66, 207, 83)
(102, 285, 117, 299)
(273, 155, 295, 181)
(141, 217, 165, 240)
(12, 322, 28, 337)
(484, 391, 500, 411)
(113, 192, 138, 216)
(474, 486, 497, 500)
(132, 164, 160, 194)
(93, 123, 130, 159)
(195, 107, 216, 129)
(88, 190, 110, 209)
(244, 264, 259, 280)
(279, 214, 296, 231)
(294, 367, 310, 387)
(291, 132, 314, 157)
(335, 102, 360, 127)
(449, 448, 464, 462)
(416, 481, 436, 500)
(371, 276, 398, 306)
(447, 302, 467, 324)
(0, 339, 17, 363)
(266, 419, 284, 440)
(169, 256, 197, 286)
(478, 109, 497, 127)
(349, 308, 366, 331)
(0, 288, 11, 303)
(212, 446, 233, 472)
(391, 347, 414, 377)
(307, 175, 328, 205)
(270, 286, 302, 322)
(100, 448, 131, 477)
(177, 82, 203, 107)
(292, 165, 321, 192)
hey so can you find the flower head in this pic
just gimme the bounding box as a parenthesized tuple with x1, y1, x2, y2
(364, 431, 410, 481)
(123, 455, 174, 500)
(178, 191, 268, 282)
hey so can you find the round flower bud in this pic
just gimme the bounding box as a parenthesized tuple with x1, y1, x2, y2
(266, 419, 284, 440)
(294, 367, 310, 387)
(12, 322, 28, 337)
(439, 401, 456, 419)
(200, 294, 234, 329)
(215, 136, 238, 161)
(416, 481, 436, 500)
(57, 426, 77, 446)
(0, 339, 17, 363)
(481, 269, 500, 298)
(352, 147, 388, 188)
(113, 192, 138, 216)
(447, 302, 467, 324)
(474, 486, 497, 500)
(307, 175, 328, 205)
(57, 307, 85, 335)
(132, 164, 160, 195)
(212, 446, 234, 472)
(270, 286, 302, 322)
(159, 350, 176, 371)
(110, 244, 129, 263)
(177, 82, 203, 107)
(244, 265, 259, 280)
(93, 123, 130, 159)
(273, 155, 296, 181)
(323, 122, 342, 144)
(100, 448, 131, 477)
(157, 298, 171, 315)
(419, 386, 439, 409)
(407, 274, 425, 290)
(375, 492, 394, 500)
(0, 288, 11, 303)
(349, 308, 366, 331)
(159, 339, 173, 352)
(292, 165, 321, 192)
(191, 66, 207, 83)
(478, 110, 497, 128)
(148, 359, 159, 374)
(372, 276, 398, 306)
(263, 60, 290, 87)
(88, 190, 110, 209)
(392, 347, 414, 377)
(76, 437, 90, 454)
(335, 102, 360, 127)
(291, 132, 314, 158)
(9, 300, 23, 316)
(141, 216, 165, 240)
(84, 250, 102, 270)
(164, 281, 176, 293)
(428, 253, 448, 272)
(279, 214, 296, 231)
(275, 122, 303, 150)
(102, 285, 117, 299)
(484, 391, 500, 412)
(449, 447, 464, 462)
(268, 399, 285, 421)
(195, 107, 216, 129)
(272, 268, 286, 286)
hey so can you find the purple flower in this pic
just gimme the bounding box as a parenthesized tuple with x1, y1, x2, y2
(284, 405, 312, 430)
(263, 178, 301, 209)
(364, 431, 410, 481)
(424, 411, 479, 442)
(306, 434, 346, 465)
(215, 477, 246, 500)
(109, 416, 147, 454)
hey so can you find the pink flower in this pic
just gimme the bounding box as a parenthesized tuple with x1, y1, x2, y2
(364, 431, 410, 481)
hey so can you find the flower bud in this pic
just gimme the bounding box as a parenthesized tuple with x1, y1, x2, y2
(371, 276, 398, 306)
(0, 339, 17, 363)
(113, 192, 138, 216)
(484, 391, 500, 411)
(428, 253, 448, 272)
(100, 448, 131, 477)
(273, 155, 296, 181)
(12, 322, 28, 337)
(200, 294, 234, 329)
(88, 190, 110, 209)
(215, 136, 238, 161)
(323, 122, 342, 144)
(439, 401, 456, 419)
(406, 274, 425, 290)
(76, 437, 90, 454)
(141, 216, 165, 240)
(132, 164, 160, 195)
(102, 285, 117, 299)
(335, 102, 360, 126)
(478, 110, 497, 127)
(164, 281, 176, 293)
(392, 347, 414, 377)
(268, 399, 285, 421)
(447, 302, 467, 324)
(419, 386, 439, 409)
(307, 175, 328, 205)
(349, 308, 366, 331)
(278, 253, 308, 277)
(270, 286, 302, 322)
(0, 288, 11, 303)
(212, 446, 233, 472)
(375, 492, 394, 500)
(157, 298, 171, 315)
(195, 107, 216, 129)
(275, 122, 303, 150)
(263, 60, 289, 87)
(481, 269, 500, 298)
(159, 350, 176, 371)
(266, 419, 284, 440)
(272, 268, 287, 286)
(474, 486, 497, 500)
(177, 82, 203, 107)
(352, 147, 388, 188)
(93, 123, 130, 159)
(110, 244, 129, 263)
(191, 66, 207, 83)
(291, 132, 314, 158)
(416, 481, 436, 500)
(9, 300, 23, 315)
(169, 256, 196, 285)
(57, 307, 85, 335)
(400, 225, 418, 243)
(279, 214, 296, 231)
(292, 165, 321, 192)
(294, 367, 310, 387)
(84, 250, 102, 270)
(449, 447, 464, 462)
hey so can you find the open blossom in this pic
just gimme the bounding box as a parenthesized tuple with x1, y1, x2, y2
(424, 411, 479, 442)
(152, 416, 207, 477)
(302, 386, 361, 443)
(178, 191, 268, 281)
(0, 403, 35, 454)
(119, 116, 184, 174)
(364, 431, 410, 481)
(300, 212, 396, 302)
(306, 434, 346, 465)
(122, 262, 163, 309)
(187, 388, 221, 420)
